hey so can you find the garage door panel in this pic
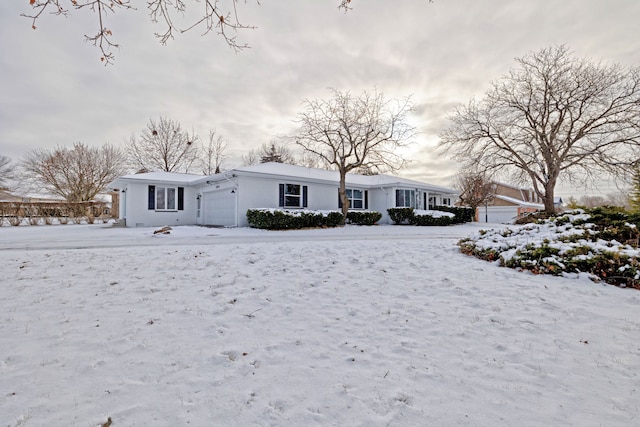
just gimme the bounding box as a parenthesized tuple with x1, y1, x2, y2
(477, 206, 518, 224)
(204, 190, 236, 226)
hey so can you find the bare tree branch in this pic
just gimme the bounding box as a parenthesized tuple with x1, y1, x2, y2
(200, 129, 229, 174)
(440, 45, 640, 213)
(0, 155, 17, 191)
(291, 88, 416, 220)
(23, 0, 256, 64)
(127, 117, 199, 173)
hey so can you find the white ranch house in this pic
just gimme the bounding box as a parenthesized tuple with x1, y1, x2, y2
(108, 163, 458, 228)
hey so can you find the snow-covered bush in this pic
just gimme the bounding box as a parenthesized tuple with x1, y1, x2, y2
(346, 211, 382, 225)
(459, 209, 640, 288)
(388, 207, 463, 226)
(246, 209, 344, 230)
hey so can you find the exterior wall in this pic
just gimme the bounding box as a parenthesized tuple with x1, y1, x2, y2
(235, 176, 343, 227)
(368, 188, 392, 224)
(492, 198, 519, 207)
(122, 182, 197, 228)
(489, 183, 542, 205)
(493, 183, 523, 201)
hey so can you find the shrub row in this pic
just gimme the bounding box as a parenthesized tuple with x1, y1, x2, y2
(346, 211, 382, 226)
(246, 209, 343, 229)
(246, 209, 383, 229)
(387, 207, 472, 226)
(0, 201, 109, 226)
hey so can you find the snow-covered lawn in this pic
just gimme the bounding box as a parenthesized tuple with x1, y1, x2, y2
(1, 223, 639, 426)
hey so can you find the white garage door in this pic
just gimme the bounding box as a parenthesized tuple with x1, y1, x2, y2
(477, 206, 518, 224)
(203, 190, 236, 226)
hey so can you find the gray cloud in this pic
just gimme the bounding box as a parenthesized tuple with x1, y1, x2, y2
(1, 0, 639, 198)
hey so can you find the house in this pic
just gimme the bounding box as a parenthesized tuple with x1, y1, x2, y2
(108, 162, 458, 228)
(475, 182, 544, 223)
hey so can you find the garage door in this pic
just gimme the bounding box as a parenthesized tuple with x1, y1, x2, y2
(476, 206, 518, 224)
(203, 190, 236, 226)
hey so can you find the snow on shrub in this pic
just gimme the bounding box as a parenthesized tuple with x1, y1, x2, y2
(388, 207, 464, 226)
(458, 209, 640, 288)
(246, 208, 344, 229)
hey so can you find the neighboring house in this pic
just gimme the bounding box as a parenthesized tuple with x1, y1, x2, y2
(476, 182, 544, 224)
(108, 162, 458, 228)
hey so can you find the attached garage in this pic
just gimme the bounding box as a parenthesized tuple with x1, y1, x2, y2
(203, 190, 237, 227)
(476, 206, 519, 224)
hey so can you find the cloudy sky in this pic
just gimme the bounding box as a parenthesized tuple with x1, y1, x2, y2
(1, 0, 639, 198)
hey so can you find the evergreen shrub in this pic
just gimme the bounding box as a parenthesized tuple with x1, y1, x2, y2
(346, 211, 382, 225)
(246, 209, 345, 230)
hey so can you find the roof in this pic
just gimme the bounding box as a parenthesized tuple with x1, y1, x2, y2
(495, 194, 544, 209)
(111, 163, 456, 194)
(197, 163, 456, 194)
(108, 171, 204, 188)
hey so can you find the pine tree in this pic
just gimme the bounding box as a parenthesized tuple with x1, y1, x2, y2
(630, 165, 640, 213)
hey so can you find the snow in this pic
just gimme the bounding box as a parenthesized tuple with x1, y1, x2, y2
(1, 223, 640, 426)
(414, 209, 455, 218)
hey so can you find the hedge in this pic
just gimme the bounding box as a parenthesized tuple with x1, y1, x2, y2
(246, 209, 344, 229)
(346, 211, 382, 225)
(387, 207, 471, 226)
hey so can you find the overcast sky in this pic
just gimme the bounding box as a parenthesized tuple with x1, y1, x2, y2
(1, 0, 639, 198)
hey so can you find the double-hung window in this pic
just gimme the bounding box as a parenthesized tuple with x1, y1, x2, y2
(347, 189, 364, 209)
(396, 189, 416, 208)
(148, 185, 184, 211)
(279, 183, 308, 208)
(338, 188, 368, 209)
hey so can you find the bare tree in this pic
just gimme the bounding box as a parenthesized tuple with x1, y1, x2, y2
(259, 142, 296, 164)
(440, 45, 640, 214)
(0, 155, 16, 190)
(22, 1, 404, 64)
(454, 171, 495, 211)
(22, 142, 126, 202)
(128, 117, 199, 173)
(200, 130, 228, 174)
(241, 149, 260, 166)
(292, 88, 416, 219)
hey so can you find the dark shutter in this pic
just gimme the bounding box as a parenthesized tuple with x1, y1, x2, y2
(338, 190, 342, 209)
(178, 187, 184, 211)
(148, 185, 155, 210)
(279, 184, 284, 207)
(364, 190, 369, 209)
(302, 186, 308, 208)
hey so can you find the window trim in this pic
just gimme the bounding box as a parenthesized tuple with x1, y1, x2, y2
(148, 185, 184, 212)
(279, 183, 308, 208)
(396, 188, 416, 208)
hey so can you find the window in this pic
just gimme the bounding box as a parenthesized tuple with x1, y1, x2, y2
(428, 196, 436, 209)
(396, 189, 415, 208)
(156, 187, 176, 210)
(442, 197, 452, 206)
(279, 183, 307, 208)
(348, 189, 363, 209)
(148, 185, 184, 211)
(338, 189, 368, 209)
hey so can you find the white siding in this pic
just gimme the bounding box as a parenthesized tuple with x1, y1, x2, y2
(122, 182, 197, 227)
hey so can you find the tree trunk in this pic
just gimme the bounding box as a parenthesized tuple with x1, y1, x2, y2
(339, 173, 349, 224)
(543, 180, 556, 214)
